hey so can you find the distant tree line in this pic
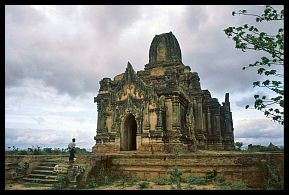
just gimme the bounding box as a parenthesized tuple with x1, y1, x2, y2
(234, 142, 283, 152)
(5, 146, 91, 155)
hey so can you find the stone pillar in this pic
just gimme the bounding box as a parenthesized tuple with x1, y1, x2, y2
(207, 109, 212, 135)
(215, 114, 221, 135)
(136, 133, 141, 150)
(144, 103, 150, 131)
(197, 100, 203, 130)
(202, 112, 207, 136)
(156, 108, 163, 131)
(172, 95, 181, 130)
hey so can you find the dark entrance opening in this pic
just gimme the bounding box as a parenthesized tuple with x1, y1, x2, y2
(121, 114, 137, 151)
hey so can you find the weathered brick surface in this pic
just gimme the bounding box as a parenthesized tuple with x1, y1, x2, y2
(82, 152, 284, 188)
(6, 152, 283, 189)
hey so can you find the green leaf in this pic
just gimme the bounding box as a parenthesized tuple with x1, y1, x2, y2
(253, 81, 260, 87)
(262, 80, 270, 86)
(261, 56, 269, 64)
(245, 105, 249, 109)
(257, 68, 265, 75)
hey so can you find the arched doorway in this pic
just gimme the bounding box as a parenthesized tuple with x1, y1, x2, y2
(121, 114, 137, 151)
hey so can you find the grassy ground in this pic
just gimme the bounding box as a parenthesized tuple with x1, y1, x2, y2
(5, 181, 221, 190)
(5, 183, 53, 190)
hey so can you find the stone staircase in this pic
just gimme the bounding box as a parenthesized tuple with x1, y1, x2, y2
(22, 158, 69, 187)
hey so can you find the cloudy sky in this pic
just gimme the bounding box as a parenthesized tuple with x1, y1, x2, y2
(5, 5, 284, 150)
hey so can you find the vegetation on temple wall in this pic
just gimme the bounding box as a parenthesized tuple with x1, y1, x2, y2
(224, 5, 284, 125)
(53, 174, 69, 189)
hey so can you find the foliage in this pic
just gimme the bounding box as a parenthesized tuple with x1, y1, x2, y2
(170, 145, 183, 189)
(234, 142, 243, 151)
(87, 176, 99, 188)
(204, 169, 218, 181)
(154, 178, 172, 185)
(5, 146, 90, 155)
(137, 181, 149, 188)
(186, 170, 218, 186)
(213, 176, 226, 186)
(220, 182, 250, 190)
(247, 142, 283, 152)
(187, 176, 207, 185)
(264, 164, 283, 189)
(16, 162, 29, 176)
(116, 178, 126, 188)
(224, 5, 284, 125)
(53, 174, 69, 189)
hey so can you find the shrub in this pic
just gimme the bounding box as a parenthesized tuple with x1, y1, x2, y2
(205, 170, 218, 181)
(87, 176, 99, 188)
(264, 164, 283, 189)
(221, 182, 249, 190)
(138, 181, 149, 188)
(187, 176, 207, 185)
(214, 176, 226, 186)
(54, 174, 69, 189)
(154, 178, 172, 185)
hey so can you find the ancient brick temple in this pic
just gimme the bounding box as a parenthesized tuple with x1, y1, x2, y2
(92, 32, 234, 153)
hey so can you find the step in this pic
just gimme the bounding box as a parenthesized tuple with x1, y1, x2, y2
(5, 163, 18, 169)
(22, 182, 54, 188)
(42, 160, 62, 164)
(32, 170, 55, 175)
(22, 177, 58, 184)
(36, 166, 55, 170)
(44, 158, 62, 161)
(40, 162, 59, 166)
(28, 174, 57, 179)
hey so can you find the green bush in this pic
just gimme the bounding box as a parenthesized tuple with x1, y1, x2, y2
(187, 176, 207, 185)
(205, 170, 218, 181)
(214, 176, 226, 186)
(53, 174, 69, 189)
(221, 182, 249, 190)
(154, 178, 172, 185)
(138, 181, 149, 188)
(264, 164, 283, 189)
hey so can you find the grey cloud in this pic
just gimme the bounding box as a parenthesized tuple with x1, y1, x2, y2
(235, 125, 283, 139)
(5, 128, 65, 149)
(32, 117, 45, 125)
(5, 5, 283, 100)
(5, 5, 144, 98)
(83, 5, 141, 40)
(234, 118, 283, 139)
(236, 137, 283, 147)
(235, 91, 267, 108)
(5, 5, 46, 26)
(184, 5, 209, 32)
(5, 128, 95, 150)
(180, 5, 283, 100)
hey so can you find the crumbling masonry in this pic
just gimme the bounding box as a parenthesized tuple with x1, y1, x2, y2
(92, 32, 234, 153)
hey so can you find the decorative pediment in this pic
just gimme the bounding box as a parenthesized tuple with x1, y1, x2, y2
(115, 62, 158, 102)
